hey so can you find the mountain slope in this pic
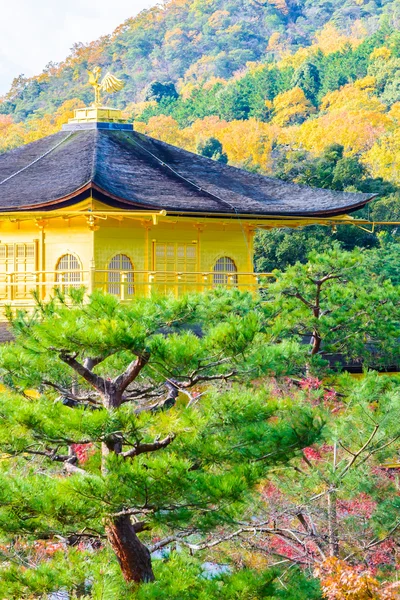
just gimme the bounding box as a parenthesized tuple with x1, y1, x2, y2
(0, 0, 398, 121)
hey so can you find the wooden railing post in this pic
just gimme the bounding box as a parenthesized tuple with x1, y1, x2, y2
(148, 273, 154, 297)
(89, 260, 96, 295)
(120, 272, 126, 301)
(8, 273, 12, 301)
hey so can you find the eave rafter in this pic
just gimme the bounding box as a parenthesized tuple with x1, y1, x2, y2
(0, 209, 397, 231)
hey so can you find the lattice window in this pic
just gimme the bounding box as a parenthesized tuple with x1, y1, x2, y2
(213, 257, 238, 286)
(154, 243, 198, 293)
(0, 242, 37, 300)
(55, 254, 82, 290)
(107, 254, 134, 296)
(155, 243, 197, 275)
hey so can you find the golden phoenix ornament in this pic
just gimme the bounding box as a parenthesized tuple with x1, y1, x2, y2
(87, 66, 125, 106)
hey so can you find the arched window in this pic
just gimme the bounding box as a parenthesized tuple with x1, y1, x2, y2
(213, 257, 238, 286)
(107, 254, 134, 297)
(56, 254, 82, 290)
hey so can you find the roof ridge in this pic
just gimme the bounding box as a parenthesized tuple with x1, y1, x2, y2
(0, 133, 73, 187)
(90, 129, 99, 182)
(127, 131, 238, 213)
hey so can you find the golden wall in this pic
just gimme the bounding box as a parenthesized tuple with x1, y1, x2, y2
(0, 212, 256, 304)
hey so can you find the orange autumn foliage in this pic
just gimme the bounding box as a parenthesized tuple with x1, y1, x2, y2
(0, 99, 84, 154)
(315, 558, 400, 600)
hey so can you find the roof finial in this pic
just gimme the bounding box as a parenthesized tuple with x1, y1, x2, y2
(87, 66, 125, 107)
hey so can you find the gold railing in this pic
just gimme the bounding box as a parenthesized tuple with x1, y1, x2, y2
(0, 269, 275, 307)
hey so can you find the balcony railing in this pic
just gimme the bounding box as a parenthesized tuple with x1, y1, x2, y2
(0, 269, 275, 308)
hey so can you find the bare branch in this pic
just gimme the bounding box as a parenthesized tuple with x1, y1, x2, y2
(339, 424, 380, 478)
(63, 462, 89, 476)
(149, 531, 194, 553)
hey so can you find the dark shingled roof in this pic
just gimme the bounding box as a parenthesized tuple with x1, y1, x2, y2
(0, 129, 374, 216)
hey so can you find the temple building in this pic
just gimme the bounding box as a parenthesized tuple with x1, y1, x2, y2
(0, 87, 375, 308)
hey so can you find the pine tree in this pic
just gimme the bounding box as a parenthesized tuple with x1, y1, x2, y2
(262, 245, 399, 368)
(197, 137, 228, 163)
(0, 290, 322, 590)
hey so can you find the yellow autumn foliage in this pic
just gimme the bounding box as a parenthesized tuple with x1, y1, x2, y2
(0, 99, 84, 153)
(136, 115, 279, 171)
(127, 101, 157, 118)
(314, 23, 358, 54)
(209, 119, 280, 170)
(283, 109, 389, 156)
(370, 46, 392, 61)
(267, 31, 282, 52)
(363, 132, 400, 184)
(354, 75, 377, 91)
(277, 47, 315, 70)
(184, 115, 228, 151)
(184, 54, 220, 81)
(388, 102, 400, 122)
(207, 10, 230, 28)
(272, 87, 315, 126)
(320, 83, 385, 113)
(0, 116, 25, 153)
(136, 115, 192, 148)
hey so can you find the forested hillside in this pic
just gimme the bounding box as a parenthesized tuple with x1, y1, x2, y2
(1, 0, 398, 119)
(2, 0, 400, 182)
(1, 0, 400, 265)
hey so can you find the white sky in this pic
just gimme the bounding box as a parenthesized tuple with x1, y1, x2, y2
(0, 0, 158, 95)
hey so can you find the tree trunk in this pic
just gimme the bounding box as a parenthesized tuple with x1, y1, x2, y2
(106, 515, 155, 583)
(101, 439, 123, 476)
(327, 488, 339, 557)
(311, 327, 322, 356)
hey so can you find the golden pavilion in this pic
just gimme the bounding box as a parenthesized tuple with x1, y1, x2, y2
(0, 72, 375, 309)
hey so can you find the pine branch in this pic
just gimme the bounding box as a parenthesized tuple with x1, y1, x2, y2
(114, 353, 150, 393)
(21, 446, 91, 476)
(43, 380, 101, 407)
(308, 274, 343, 286)
(121, 385, 161, 403)
(283, 290, 314, 309)
(121, 434, 175, 458)
(183, 371, 237, 387)
(56, 350, 106, 394)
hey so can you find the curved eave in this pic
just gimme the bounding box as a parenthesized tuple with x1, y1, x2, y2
(0, 183, 376, 218)
(0, 183, 160, 213)
(165, 196, 376, 219)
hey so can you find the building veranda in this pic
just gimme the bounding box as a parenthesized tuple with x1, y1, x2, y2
(0, 103, 375, 309)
